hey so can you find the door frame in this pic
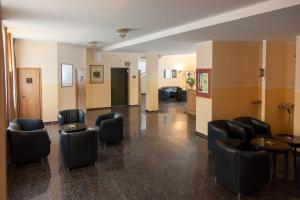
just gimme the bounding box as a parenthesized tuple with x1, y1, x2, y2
(111, 67, 129, 107)
(17, 67, 42, 119)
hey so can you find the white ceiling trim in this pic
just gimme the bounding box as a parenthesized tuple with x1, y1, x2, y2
(103, 0, 300, 51)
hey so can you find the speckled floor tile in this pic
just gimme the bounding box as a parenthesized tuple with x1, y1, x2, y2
(8, 98, 300, 200)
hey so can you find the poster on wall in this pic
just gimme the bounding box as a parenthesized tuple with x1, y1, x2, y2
(61, 63, 73, 87)
(172, 70, 177, 78)
(196, 68, 211, 98)
(90, 65, 104, 84)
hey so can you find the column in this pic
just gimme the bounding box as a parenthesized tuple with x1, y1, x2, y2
(294, 36, 300, 136)
(146, 52, 159, 111)
(196, 41, 213, 135)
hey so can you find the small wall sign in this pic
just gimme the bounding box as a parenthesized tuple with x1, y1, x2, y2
(26, 78, 33, 84)
(196, 68, 212, 98)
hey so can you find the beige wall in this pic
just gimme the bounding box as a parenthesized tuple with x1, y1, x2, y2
(58, 43, 87, 110)
(294, 36, 300, 136)
(86, 50, 141, 109)
(15, 39, 58, 122)
(212, 42, 260, 120)
(196, 41, 213, 135)
(158, 54, 196, 89)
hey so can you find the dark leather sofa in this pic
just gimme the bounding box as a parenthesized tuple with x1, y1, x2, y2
(214, 139, 270, 198)
(234, 116, 271, 138)
(61, 128, 97, 169)
(7, 118, 51, 165)
(57, 109, 85, 126)
(175, 90, 187, 102)
(208, 120, 252, 153)
(159, 86, 182, 100)
(95, 112, 124, 144)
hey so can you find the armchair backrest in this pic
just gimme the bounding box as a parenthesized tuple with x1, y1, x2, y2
(58, 109, 85, 125)
(234, 116, 271, 138)
(9, 118, 44, 131)
(227, 121, 250, 141)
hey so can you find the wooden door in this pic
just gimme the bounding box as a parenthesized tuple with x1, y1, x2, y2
(138, 70, 141, 105)
(111, 68, 128, 106)
(76, 68, 86, 112)
(18, 68, 41, 119)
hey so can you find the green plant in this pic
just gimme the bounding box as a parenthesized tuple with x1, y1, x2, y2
(186, 77, 195, 86)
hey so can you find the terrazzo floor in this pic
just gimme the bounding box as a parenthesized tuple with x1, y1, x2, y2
(8, 98, 300, 200)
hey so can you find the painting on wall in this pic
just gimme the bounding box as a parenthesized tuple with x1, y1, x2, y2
(90, 65, 104, 84)
(61, 63, 73, 87)
(172, 70, 177, 78)
(196, 68, 211, 98)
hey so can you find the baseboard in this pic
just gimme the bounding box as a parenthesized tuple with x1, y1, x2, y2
(195, 131, 208, 139)
(44, 121, 58, 125)
(87, 105, 140, 111)
(145, 109, 159, 113)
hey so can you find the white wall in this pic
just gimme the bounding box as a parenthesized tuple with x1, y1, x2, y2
(15, 39, 58, 122)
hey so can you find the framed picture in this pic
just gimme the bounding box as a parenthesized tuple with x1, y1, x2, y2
(90, 65, 104, 84)
(196, 68, 211, 98)
(61, 63, 73, 87)
(163, 69, 172, 78)
(172, 70, 177, 78)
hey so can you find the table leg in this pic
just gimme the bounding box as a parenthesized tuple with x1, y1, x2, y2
(273, 153, 277, 178)
(284, 152, 289, 179)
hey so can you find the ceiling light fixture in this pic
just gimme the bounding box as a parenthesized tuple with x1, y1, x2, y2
(88, 41, 103, 48)
(116, 28, 130, 38)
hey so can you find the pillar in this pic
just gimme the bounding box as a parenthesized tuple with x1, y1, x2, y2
(196, 41, 213, 135)
(146, 52, 159, 111)
(294, 36, 300, 136)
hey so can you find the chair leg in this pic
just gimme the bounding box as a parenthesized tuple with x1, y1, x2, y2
(214, 177, 217, 184)
(238, 193, 241, 200)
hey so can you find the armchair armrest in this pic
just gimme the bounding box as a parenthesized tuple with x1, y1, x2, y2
(95, 113, 115, 126)
(251, 118, 271, 138)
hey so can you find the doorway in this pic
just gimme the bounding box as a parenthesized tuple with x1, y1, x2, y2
(76, 68, 86, 112)
(17, 68, 42, 118)
(111, 68, 128, 106)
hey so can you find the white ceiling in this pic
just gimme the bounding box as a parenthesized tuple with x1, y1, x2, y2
(2, 0, 300, 55)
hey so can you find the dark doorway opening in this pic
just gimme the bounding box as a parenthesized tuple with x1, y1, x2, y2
(111, 68, 129, 106)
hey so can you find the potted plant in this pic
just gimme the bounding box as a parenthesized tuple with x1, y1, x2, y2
(186, 77, 196, 89)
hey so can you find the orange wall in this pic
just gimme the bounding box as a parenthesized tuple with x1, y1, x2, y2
(212, 42, 260, 120)
(264, 41, 295, 134)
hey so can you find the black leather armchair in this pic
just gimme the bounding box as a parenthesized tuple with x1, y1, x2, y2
(296, 156, 300, 191)
(61, 128, 97, 169)
(214, 139, 270, 197)
(159, 89, 171, 100)
(175, 90, 187, 102)
(208, 120, 252, 153)
(57, 109, 85, 126)
(234, 117, 271, 138)
(7, 119, 51, 165)
(95, 112, 124, 144)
